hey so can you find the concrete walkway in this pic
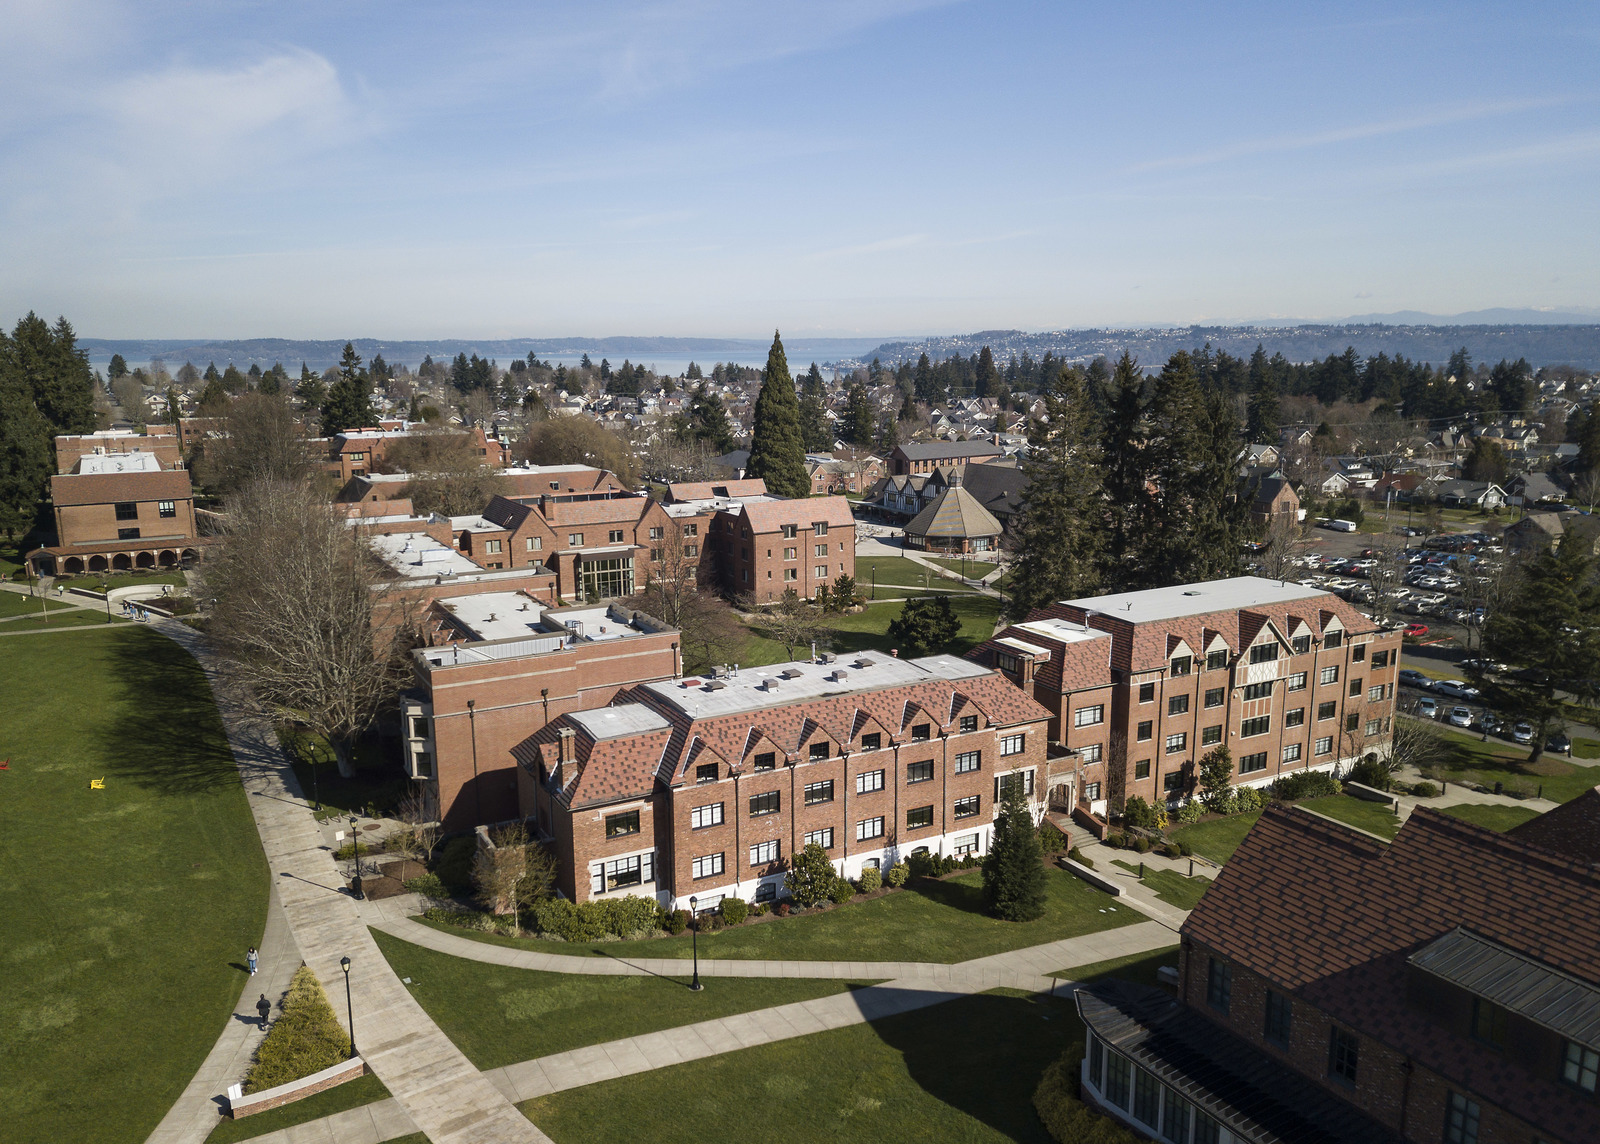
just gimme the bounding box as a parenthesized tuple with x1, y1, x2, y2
(143, 618, 551, 1144)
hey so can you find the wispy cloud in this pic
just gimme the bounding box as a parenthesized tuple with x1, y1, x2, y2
(803, 233, 927, 262)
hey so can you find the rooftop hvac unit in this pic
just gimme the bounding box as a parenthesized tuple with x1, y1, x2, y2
(780, 668, 804, 679)
(705, 680, 727, 691)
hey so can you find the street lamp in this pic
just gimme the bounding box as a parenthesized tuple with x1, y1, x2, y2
(870, 564, 877, 600)
(101, 581, 112, 623)
(349, 816, 360, 876)
(340, 956, 356, 1058)
(688, 896, 703, 991)
(467, 699, 483, 826)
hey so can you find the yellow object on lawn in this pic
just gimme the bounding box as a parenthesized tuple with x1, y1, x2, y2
(89, 777, 105, 789)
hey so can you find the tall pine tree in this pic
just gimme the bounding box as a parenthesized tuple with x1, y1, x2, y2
(798, 363, 831, 451)
(981, 781, 1046, 921)
(1246, 343, 1279, 442)
(320, 342, 377, 433)
(745, 331, 810, 498)
(1100, 351, 1149, 576)
(974, 345, 997, 399)
(842, 383, 874, 447)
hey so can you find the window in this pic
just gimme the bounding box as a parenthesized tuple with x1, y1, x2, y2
(649, 526, 664, 540)
(959, 715, 977, 733)
(996, 651, 1020, 675)
(1170, 655, 1192, 676)
(1206, 649, 1228, 671)
(1163, 1088, 1191, 1142)
(1368, 685, 1386, 702)
(955, 750, 981, 773)
(1139, 682, 1155, 703)
(1352, 642, 1366, 662)
(912, 723, 931, 741)
(814, 543, 828, 557)
(683, 523, 698, 537)
(954, 795, 980, 818)
(692, 852, 724, 880)
(749, 840, 779, 866)
(809, 741, 829, 760)
(1328, 1027, 1359, 1084)
(1134, 759, 1150, 780)
(1201, 724, 1222, 745)
(1285, 707, 1305, 728)
(1241, 716, 1271, 738)
(1075, 704, 1105, 727)
(813, 521, 828, 536)
(1243, 681, 1273, 701)
(1315, 736, 1334, 756)
(1163, 772, 1184, 793)
(526, 536, 542, 550)
(1282, 743, 1302, 763)
(1205, 687, 1225, 708)
(1563, 1039, 1599, 1092)
(1444, 1093, 1480, 1144)
(857, 816, 884, 840)
(607, 529, 625, 544)
(803, 780, 834, 805)
(1471, 999, 1506, 1047)
(413, 751, 433, 778)
(1192, 1111, 1221, 1144)
(1287, 671, 1307, 691)
(1291, 634, 1311, 654)
(1104, 1051, 1131, 1110)
(1207, 958, 1231, 1013)
(684, 544, 699, 557)
(1136, 720, 1153, 741)
(605, 810, 640, 838)
(783, 547, 796, 560)
(691, 803, 723, 829)
(569, 533, 584, 547)
(781, 523, 797, 539)
(1250, 643, 1278, 664)
(804, 827, 834, 850)
(1085, 781, 1102, 800)
(856, 769, 885, 794)
(997, 769, 1035, 799)
(753, 752, 776, 772)
(1133, 1068, 1161, 1128)
(1346, 712, 1361, 732)
(114, 501, 138, 520)
(410, 716, 430, 739)
(118, 527, 140, 540)
(860, 732, 882, 751)
(906, 760, 934, 784)
(1318, 701, 1337, 721)
(953, 832, 979, 855)
(695, 763, 718, 783)
(755, 881, 777, 902)
(1324, 630, 1343, 649)
(1081, 743, 1103, 763)
(1264, 990, 1293, 1046)
(158, 500, 176, 518)
(484, 538, 502, 554)
(784, 568, 797, 581)
(748, 791, 780, 816)
(1168, 694, 1189, 716)
(1001, 734, 1024, 756)
(591, 853, 653, 894)
(1166, 732, 1187, 754)
(1366, 718, 1382, 736)
(1348, 677, 1363, 697)
(1321, 666, 1340, 685)
(1239, 752, 1268, 774)
(1371, 649, 1391, 669)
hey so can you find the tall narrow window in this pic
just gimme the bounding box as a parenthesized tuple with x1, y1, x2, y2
(1264, 990, 1292, 1047)
(1328, 1027, 1359, 1084)
(1206, 958, 1231, 1013)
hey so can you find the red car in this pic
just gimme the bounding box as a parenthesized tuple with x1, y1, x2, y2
(1404, 623, 1429, 638)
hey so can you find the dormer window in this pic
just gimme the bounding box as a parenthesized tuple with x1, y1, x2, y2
(1292, 634, 1311, 654)
(1205, 649, 1228, 671)
(695, 763, 718, 783)
(1249, 643, 1278, 664)
(860, 732, 882, 751)
(753, 752, 776, 772)
(911, 724, 931, 741)
(1170, 655, 1192, 677)
(1471, 999, 1506, 1048)
(1324, 630, 1343, 649)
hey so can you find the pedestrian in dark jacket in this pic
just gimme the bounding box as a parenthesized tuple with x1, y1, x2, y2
(256, 994, 271, 1029)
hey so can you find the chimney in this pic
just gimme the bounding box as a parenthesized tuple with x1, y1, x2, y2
(558, 726, 576, 765)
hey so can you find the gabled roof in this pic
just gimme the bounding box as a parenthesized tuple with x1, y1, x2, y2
(50, 469, 193, 506)
(904, 483, 1003, 539)
(1508, 783, 1600, 862)
(893, 440, 1004, 462)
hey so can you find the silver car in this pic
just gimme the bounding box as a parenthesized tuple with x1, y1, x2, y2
(1448, 706, 1473, 728)
(1416, 698, 1439, 719)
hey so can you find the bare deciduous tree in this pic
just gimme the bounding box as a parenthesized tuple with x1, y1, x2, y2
(374, 427, 508, 516)
(741, 589, 836, 661)
(624, 526, 742, 674)
(202, 479, 412, 777)
(197, 392, 312, 495)
(387, 786, 440, 863)
(1256, 511, 1305, 583)
(472, 823, 557, 915)
(1386, 714, 1455, 779)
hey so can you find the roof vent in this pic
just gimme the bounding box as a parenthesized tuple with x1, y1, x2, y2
(853, 659, 874, 669)
(780, 668, 804, 679)
(819, 652, 838, 664)
(705, 680, 727, 691)
(1183, 590, 1202, 596)
(763, 679, 781, 692)
(829, 670, 849, 682)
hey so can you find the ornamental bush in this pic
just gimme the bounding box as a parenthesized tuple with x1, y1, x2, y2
(1067, 846, 1094, 870)
(785, 842, 838, 908)
(1234, 786, 1265, 814)
(1176, 799, 1205, 824)
(1164, 842, 1182, 859)
(1039, 821, 1067, 852)
(1411, 781, 1440, 798)
(1268, 771, 1342, 801)
(530, 895, 661, 942)
(858, 865, 883, 893)
(665, 908, 689, 935)
(1103, 832, 1125, 849)
(1177, 839, 1193, 857)
(1033, 1043, 1144, 1144)
(720, 898, 749, 926)
(885, 862, 910, 888)
(244, 967, 351, 1093)
(829, 879, 856, 904)
(1132, 837, 1152, 854)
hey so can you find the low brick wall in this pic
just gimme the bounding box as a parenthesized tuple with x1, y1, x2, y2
(1071, 806, 1108, 839)
(1058, 856, 1122, 897)
(1343, 780, 1398, 809)
(227, 1057, 367, 1119)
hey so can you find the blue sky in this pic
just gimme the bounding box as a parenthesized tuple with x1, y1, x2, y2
(3, 1, 1598, 338)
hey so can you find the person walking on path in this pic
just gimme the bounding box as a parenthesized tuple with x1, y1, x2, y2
(247, 947, 259, 976)
(255, 994, 271, 1030)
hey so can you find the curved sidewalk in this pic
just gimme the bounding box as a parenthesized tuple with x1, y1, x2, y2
(144, 619, 550, 1144)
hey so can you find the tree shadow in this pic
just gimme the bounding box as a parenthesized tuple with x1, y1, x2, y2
(99, 628, 246, 794)
(910, 875, 987, 916)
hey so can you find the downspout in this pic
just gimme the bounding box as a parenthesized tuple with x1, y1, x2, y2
(939, 729, 950, 855)
(1398, 1057, 1414, 1140)
(734, 768, 742, 903)
(788, 757, 798, 866)
(839, 748, 851, 873)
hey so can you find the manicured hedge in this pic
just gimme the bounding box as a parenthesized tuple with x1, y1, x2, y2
(529, 895, 660, 942)
(1033, 1043, 1143, 1144)
(245, 967, 351, 1093)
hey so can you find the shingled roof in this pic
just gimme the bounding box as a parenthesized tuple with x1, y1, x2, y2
(904, 482, 1003, 540)
(50, 469, 193, 506)
(1508, 783, 1600, 863)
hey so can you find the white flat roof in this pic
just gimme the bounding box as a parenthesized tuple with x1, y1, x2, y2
(1012, 617, 1111, 647)
(569, 704, 671, 740)
(368, 532, 482, 578)
(449, 515, 502, 533)
(502, 464, 597, 475)
(356, 473, 412, 484)
(435, 592, 544, 641)
(77, 452, 164, 475)
(549, 606, 641, 642)
(1056, 576, 1329, 625)
(641, 653, 990, 719)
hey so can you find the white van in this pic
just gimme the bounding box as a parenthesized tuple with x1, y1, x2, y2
(1323, 519, 1358, 533)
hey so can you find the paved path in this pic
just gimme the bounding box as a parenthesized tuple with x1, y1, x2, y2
(143, 618, 551, 1144)
(236, 920, 1176, 1144)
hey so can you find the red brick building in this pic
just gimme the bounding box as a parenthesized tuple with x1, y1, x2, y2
(54, 428, 182, 473)
(1074, 801, 1600, 1144)
(513, 652, 1054, 908)
(969, 577, 1402, 823)
(666, 483, 855, 603)
(474, 490, 680, 602)
(29, 452, 204, 576)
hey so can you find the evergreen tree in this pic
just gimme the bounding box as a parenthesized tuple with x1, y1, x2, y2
(974, 345, 997, 399)
(320, 342, 377, 433)
(1245, 343, 1279, 442)
(1462, 438, 1509, 484)
(1198, 745, 1235, 810)
(913, 351, 937, 403)
(295, 363, 326, 416)
(222, 364, 247, 394)
(1100, 351, 1149, 575)
(1579, 402, 1600, 474)
(196, 373, 230, 413)
(745, 331, 810, 498)
(876, 411, 900, 452)
(898, 389, 916, 422)
(203, 361, 221, 384)
(798, 363, 831, 452)
(981, 782, 1046, 922)
(108, 353, 128, 379)
(1006, 364, 1106, 619)
(681, 383, 736, 453)
(165, 386, 181, 426)
(247, 362, 263, 388)
(685, 360, 702, 380)
(580, 352, 593, 370)
(842, 383, 875, 447)
(886, 595, 961, 655)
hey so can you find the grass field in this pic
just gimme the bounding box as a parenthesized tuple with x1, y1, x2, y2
(1420, 726, 1600, 803)
(1574, 739, 1600, 760)
(737, 593, 1003, 668)
(372, 929, 872, 1071)
(1110, 860, 1213, 910)
(58, 570, 189, 592)
(1, 609, 134, 632)
(1300, 793, 1403, 840)
(204, 1074, 392, 1144)
(1437, 803, 1543, 832)
(0, 627, 268, 1144)
(858, 555, 980, 594)
(422, 867, 1137, 964)
(924, 556, 1001, 579)
(1170, 810, 1264, 864)
(0, 592, 77, 620)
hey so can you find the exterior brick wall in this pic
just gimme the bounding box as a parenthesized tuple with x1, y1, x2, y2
(229, 1059, 367, 1119)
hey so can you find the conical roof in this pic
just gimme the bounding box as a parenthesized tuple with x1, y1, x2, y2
(905, 482, 1003, 539)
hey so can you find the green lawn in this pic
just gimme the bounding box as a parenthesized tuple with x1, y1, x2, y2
(204, 1074, 391, 1144)
(0, 627, 269, 1144)
(1300, 794, 1402, 840)
(1437, 803, 1543, 832)
(59, 570, 188, 592)
(1111, 860, 1213, 911)
(924, 556, 1001, 579)
(278, 727, 411, 821)
(0, 591, 77, 619)
(0, 612, 133, 632)
(1571, 738, 1600, 760)
(1419, 728, 1599, 803)
(858, 555, 980, 595)
(1053, 946, 1180, 982)
(738, 593, 1003, 668)
(424, 867, 1137, 964)
(372, 929, 873, 1071)
(1170, 810, 1263, 864)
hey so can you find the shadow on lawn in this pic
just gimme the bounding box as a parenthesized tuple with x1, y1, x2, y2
(100, 628, 242, 793)
(911, 874, 987, 916)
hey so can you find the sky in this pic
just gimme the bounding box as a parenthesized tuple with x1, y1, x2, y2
(3, 0, 1599, 339)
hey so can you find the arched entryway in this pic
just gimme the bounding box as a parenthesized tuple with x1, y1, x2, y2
(181, 548, 200, 565)
(135, 551, 156, 568)
(111, 553, 133, 571)
(88, 555, 109, 573)
(157, 550, 178, 567)
(64, 556, 84, 574)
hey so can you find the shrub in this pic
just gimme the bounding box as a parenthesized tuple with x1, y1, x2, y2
(1268, 771, 1342, 801)
(244, 967, 351, 1093)
(664, 909, 690, 935)
(1067, 846, 1094, 870)
(775, 901, 791, 917)
(1234, 786, 1265, 814)
(1033, 1043, 1144, 1144)
(1176, 800, 1205, 824)
(906, 850, 938, 879)
(1132, 837, 1152, 854)
(858, 866, 883, 893)
(1122, 795, 1157, 829)
(885, 862, 910, 888)
(750, 902, 769, 917)
(1103, 832, 1125, 849)
(829, 879, 856, 904)
(404, 872, 447, 898)
(1038, 821, 1067, 853)
(1348, 756, 1394, 791)
(530, 896, 662, 942)
(786, 842, 839, 907)
(701, 911, 725, 932)
(433, 834, 477, 895)
(720, 898, 749, 926)
(1411, 781, 1439, 798)
(1164, 842, 1182, 859)
(1177, 840, 1193, 857)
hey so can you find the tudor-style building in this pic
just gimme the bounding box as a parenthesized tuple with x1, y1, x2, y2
(513, 652, 1054, 908)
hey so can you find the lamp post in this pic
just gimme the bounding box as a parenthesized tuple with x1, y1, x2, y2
(340, 956, 356, 1058)
(870, 563, 876, 600)
(689, 895, 703, 991)
(101, 581, 112, 623)
(349, 815, 360, 876)
(467, 699, 483, 826)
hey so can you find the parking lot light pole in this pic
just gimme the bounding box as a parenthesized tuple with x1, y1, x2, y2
(689, 896, 703, 991)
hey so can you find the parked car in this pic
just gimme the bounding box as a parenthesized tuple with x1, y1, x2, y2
(1434, 679, 1481, 701)
(1546, 731, 1572, 754)
(1448, 705, 1474, 728)
(1404, 623, 1430, 638)
(1480, 713, 1503, 735)
(1417, 698, 1440, 719)
(1512, 722, 1535, 744)
(1398, 669, 1432, 689)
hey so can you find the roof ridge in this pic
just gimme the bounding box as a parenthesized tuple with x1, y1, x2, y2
(1399, 806, 1600, 884)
